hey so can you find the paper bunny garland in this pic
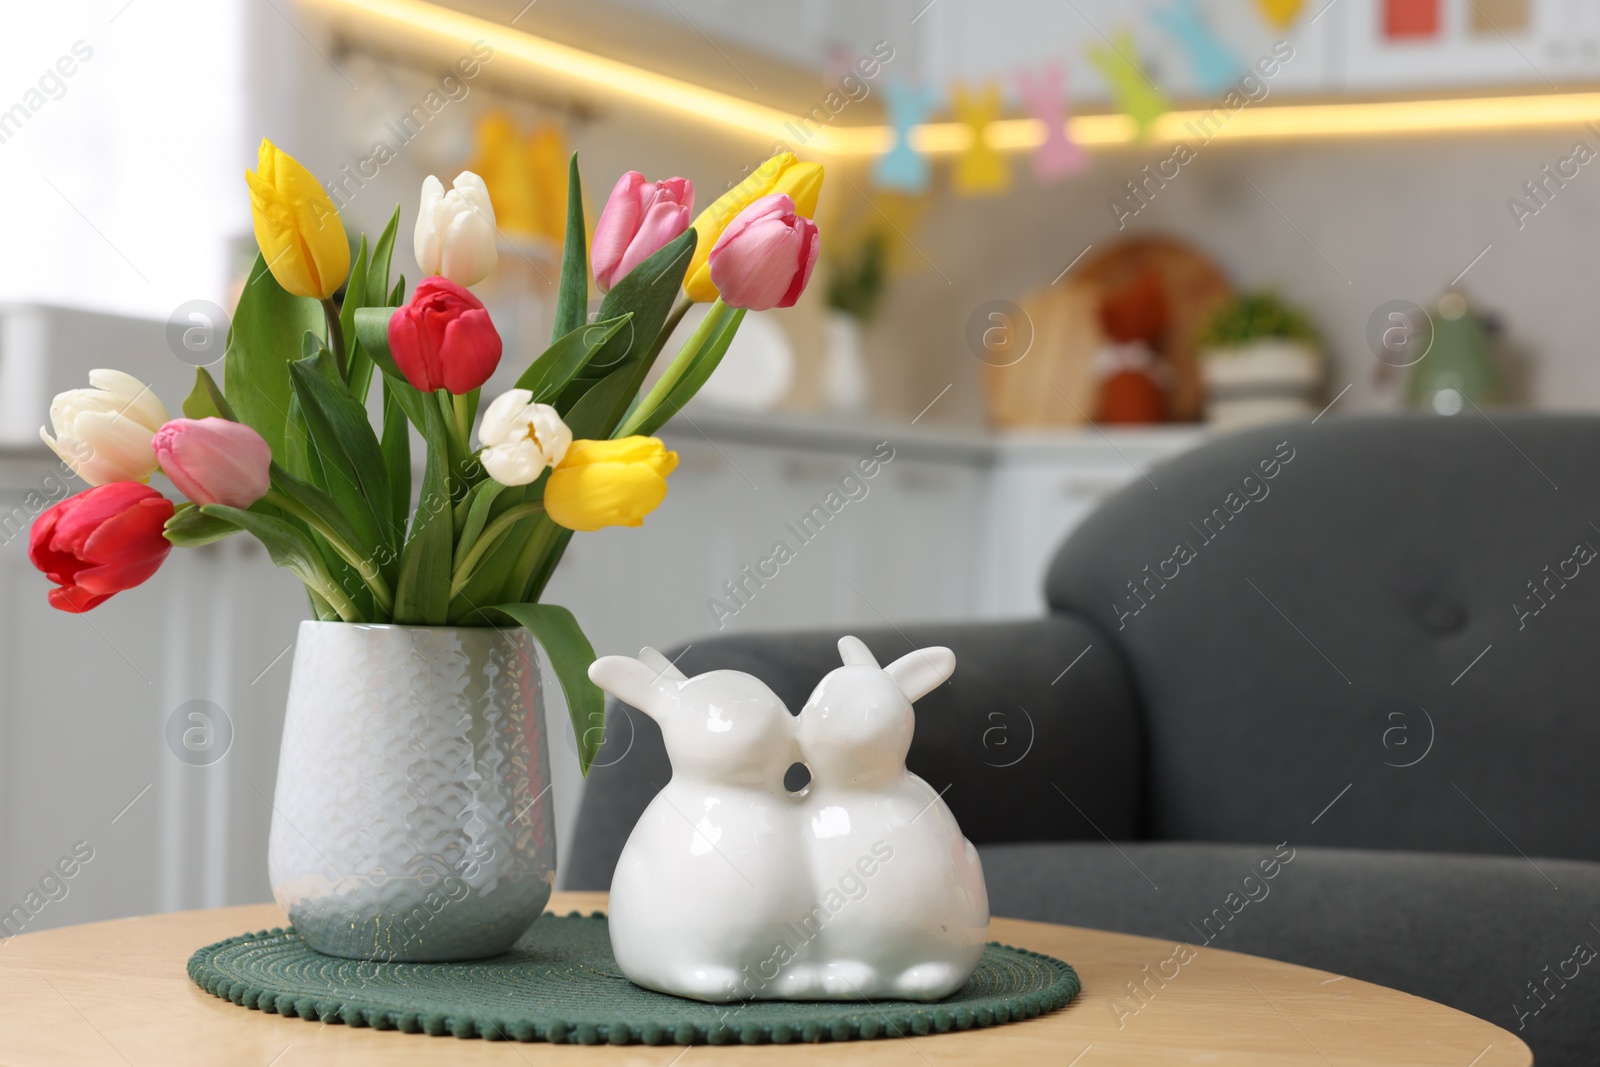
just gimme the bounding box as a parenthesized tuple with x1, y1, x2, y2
(588, 638, 990, 1003)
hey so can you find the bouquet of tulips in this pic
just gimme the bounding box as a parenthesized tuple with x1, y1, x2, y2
(28, 139, 823, 771)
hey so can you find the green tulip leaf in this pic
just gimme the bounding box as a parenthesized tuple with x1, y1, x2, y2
(514, 314, 631, 402)
(352, 305, 432, 438)
(343, 206, 402, 403)
(556, 228, 696, 425)
(380, 379, 411, 541)
(519, 517, 573, 602)
(200, 504, 352, 620)
(352, 306, 400, 377)
(341, 233, 373, 399)
(301, 329, 328, 362)
(593, 226, 696, 351)
(630, 306, 746, 437)
(552, 153, 587, 343)
(266, 461, 372, 568)
(181, 367, 238, 422)
(283, 392, 324, 491)
(368, 206, 402, 308)
(163, 503, 240, 547)
(288, 356, 392, 573)
(484, 601, 606, 775)
(446, 485, 545, 621)
(393, 397, 454, 624)
(225, 252, 324, 464)
(560, 365, 649, 441)
(452, 477, 506, 549)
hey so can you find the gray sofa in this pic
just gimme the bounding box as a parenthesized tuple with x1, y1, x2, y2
(568, 415, 1600, 1065)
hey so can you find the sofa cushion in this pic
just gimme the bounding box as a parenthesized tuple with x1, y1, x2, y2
(1045, 415, 1600, 862)
(981, 840, 1597, 1067)
(565, 617, 1143, 892)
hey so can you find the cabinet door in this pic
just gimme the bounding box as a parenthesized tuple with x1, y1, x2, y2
(977, 436, 1202, 618)
(0, 477, 307, 931)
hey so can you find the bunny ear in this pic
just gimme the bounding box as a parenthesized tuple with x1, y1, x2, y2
(588, 656, 679, 721)
(637, 647, 687, 681)
(883, 647, 955, 704)
(837, 635, 880, 668)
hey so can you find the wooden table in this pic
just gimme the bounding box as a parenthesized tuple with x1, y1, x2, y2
(0, 891, 1530, 1066)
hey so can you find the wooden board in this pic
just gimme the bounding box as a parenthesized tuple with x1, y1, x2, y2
(981, 237, 1232, 429)
(0, 891, 1530, 1065)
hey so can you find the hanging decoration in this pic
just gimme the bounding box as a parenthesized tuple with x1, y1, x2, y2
(1384, 0, 1440, 39)
(523, 125, 570, 242)
(873, 83, 938, 193)
(1469, 0, 1529, 35)
(1152, 0, 1245, 96)
(1254, 0, 1306, 29)
(1015, 61, 1088, 182)
(951, 82, 1011, 196)
(468, 113, 568, 243)
(1086, 30, 1171, 139)
(823, 43, 856, 85)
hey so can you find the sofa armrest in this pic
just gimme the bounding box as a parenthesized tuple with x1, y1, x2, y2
(564, 615, 1143, 891)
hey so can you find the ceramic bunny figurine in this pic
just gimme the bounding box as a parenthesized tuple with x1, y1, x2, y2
(587, 649, 812, 1002)
(792, 637, 990, 1000)
(589, 640, 990, 1004)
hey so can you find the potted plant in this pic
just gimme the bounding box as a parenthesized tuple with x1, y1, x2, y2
(1196, 289, 1323, 428)
(27, 142, 823, 961)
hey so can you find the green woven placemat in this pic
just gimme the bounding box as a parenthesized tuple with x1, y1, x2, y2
(189, 911, 1079, 1045)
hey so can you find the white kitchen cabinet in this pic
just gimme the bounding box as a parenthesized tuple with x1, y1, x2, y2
(975, 428, 1206, 618)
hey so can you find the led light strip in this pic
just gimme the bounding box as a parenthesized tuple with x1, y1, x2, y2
(304, 0, 1600, 154)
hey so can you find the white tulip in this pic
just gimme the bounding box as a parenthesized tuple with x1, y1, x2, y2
(478, 389, 572, 487)
(40, 369, 169, 485)
(414, 171, 499, 287)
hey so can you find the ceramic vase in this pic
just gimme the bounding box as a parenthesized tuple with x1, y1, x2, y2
(267, 621, 556, 961)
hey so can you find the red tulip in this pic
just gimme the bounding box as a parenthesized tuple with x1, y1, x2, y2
(29, 483, 175, 613)
(387, 277, 503, 394)
(592, 171, 694, 293)
(706, 193, 819, 311)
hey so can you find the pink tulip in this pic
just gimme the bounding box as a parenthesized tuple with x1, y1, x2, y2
(592, 172, 694, 293)
(706, 193, 819, 311)
(152, 418, 272, 509)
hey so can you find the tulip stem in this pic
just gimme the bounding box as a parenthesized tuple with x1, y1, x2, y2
(264, 489, 394, 617)
(450, 502, 544, 597)
(616, 298, 725, 438)
(321, 298, 348, 380)
(311, 577, 361, 623)
(452, 392, 473, 449)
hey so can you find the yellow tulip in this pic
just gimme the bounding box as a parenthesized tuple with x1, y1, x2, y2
(544, 437, 679, 532)
(683, 152, 823, 302)
(245, 139, 350, 299)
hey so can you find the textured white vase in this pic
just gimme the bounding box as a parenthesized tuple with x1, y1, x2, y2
(268, 622, 556, 961)
(589, 638, 989, 1003)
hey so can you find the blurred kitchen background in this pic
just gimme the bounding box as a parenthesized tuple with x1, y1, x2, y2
(0, 0, 1593, 927)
